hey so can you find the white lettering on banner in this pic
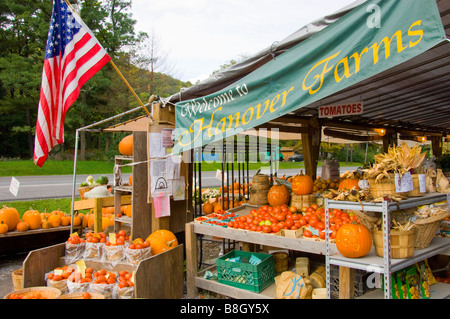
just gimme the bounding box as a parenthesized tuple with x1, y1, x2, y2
(318, 102, 363, 118)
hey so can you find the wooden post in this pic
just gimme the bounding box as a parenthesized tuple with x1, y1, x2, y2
(185, 222, 198, 298)
(431, 136, 443, 158)
(301, 118, 321, 179)
(382, 131, 397, 153)
(132, 131, 152, 239)
(339, 266, 355, 299)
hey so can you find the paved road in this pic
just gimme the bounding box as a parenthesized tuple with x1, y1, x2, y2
(0, 167, 360, 202)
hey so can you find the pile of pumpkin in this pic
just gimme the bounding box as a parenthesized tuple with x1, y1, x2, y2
(0, 206, 80, 234)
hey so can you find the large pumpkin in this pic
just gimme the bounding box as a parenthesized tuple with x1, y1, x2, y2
(0, 206, 20, 231)
(335, 222, 372, 258)
(267, 184, 290, 207)
(118, 134, 133, 156)
(291, 171, 314, 195)
(146, 230, 178, 255)
(338, 178, 360, 191)
(23, 209, 42, 230)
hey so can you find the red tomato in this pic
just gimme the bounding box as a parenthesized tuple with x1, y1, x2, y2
(262, 225, 272, 233)
(285, 219, 294, 228)
(309, 219, 318, 227)
(271, 225, 281, 233)
(299, 218, 307, 226)
(316, 222, 325, 231)
(303, 230, 312, 237)
(290, 225, 298, 230)
(319, 231, 326, 240)
(228, 221, 235, 228)
(289, 206, 298, 213)
(292, 214, 300, 221)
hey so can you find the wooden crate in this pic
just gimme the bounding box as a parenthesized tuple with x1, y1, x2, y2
(22, 242, 184, 299)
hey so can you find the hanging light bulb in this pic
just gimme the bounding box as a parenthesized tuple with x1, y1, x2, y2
(419, 136, 427, 143)
(375, 128, 386, 136)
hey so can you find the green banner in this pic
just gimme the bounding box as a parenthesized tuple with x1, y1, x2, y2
(174, 0, 445, 153)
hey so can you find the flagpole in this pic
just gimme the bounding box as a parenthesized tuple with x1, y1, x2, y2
(63, 0, 153, 119)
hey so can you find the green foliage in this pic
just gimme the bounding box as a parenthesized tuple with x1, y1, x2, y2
(436, 153, 450, 172)
(0, 0, 191, 161)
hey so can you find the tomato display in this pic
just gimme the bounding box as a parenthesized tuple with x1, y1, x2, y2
(226, 203, 360, 241)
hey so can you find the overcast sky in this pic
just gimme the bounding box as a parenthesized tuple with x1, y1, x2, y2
(129, 0, 358, 83)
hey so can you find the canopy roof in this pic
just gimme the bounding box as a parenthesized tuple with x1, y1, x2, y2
(162, 0, 450, 140)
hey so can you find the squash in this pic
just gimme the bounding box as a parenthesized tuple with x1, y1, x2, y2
(48, 212, 61, 228)
(267, 184, 290, 207)
(0, 206, 20, 231)
(0, 220, 9, 234)
(72, 213, 81, 227)
(118, 134, 133, 156)
(338, 178, 360, 191)
(291, 171, 314, 195)
(16, 220, 30, 232)
(23, 208, 42, 230)
(124, 205, 132, 218)
(60, 215, 71, 226)
(335, 222, 372, 258)
(146, 230, 178, 255)
(202, 202, 214, 214)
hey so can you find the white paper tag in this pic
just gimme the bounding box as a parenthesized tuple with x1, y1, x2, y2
(395, 172, 413, 193)
(418, 174, 426, 193)
(9, 177, 19, 197)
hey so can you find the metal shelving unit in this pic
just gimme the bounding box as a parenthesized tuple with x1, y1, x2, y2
(324, 193, 449, 299)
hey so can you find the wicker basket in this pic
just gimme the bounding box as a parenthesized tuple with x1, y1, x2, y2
(368, 174, 408, 198)
(11, 268, 23, 290)
(78, 185, 95, 200)
(412, 211, 450, 249)
(4, 286, 61, 299)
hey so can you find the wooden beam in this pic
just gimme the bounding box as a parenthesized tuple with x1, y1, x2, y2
(323, 128, 383, 142)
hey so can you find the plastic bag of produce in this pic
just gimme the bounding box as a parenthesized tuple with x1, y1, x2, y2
(84, 185, 113, 199)
(124, 241, 151, 265)
(83, 242, 103, 260)
(67, 271, 91, 293)
(65, 241, 85, 264)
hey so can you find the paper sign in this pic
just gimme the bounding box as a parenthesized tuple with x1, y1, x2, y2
(395, 172, 414, 193)
(418, 174, 426, 193)
(109, 233, 116, 245)
(149, 132, 165, 158)
(76, 259, 87, 277)
(172, 178, 186, 201)
(9, 177, 19, 197)
(161, 128, 174, 147)
(153, 194, 171, 218)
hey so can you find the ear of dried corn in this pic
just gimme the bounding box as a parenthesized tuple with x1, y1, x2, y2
(363, 142, 427, 181)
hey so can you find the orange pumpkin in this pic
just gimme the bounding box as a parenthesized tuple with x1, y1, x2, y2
(118, 134, 133, 156)
(48, 213, 61, 228)
(128, 175, 132, 186)
(124, 205, 132, 218)
(23, 209, 41, 230)
(291, 171, 314, 195)
(41, 218, 52, 229)
(60, 215, 71, 226)
(267, 184, 290, 207)
(0, 220, 8, 234)
(202, 202, 214, 214)
(146, 230, 178, 255)
(335, 222, 372, 258)
(72, 213, 81, 227)
(16, 220, 29, 232)
(102, 206, 115, 216)
(338, 178, 361, 191)
(0, 206, 20, 231)
(51, 209, 65, 218)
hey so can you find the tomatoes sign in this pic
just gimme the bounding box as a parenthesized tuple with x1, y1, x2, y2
(318, 102, 363, 118)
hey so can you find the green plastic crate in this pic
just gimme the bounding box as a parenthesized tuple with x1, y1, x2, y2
(216, 250, 275, 293)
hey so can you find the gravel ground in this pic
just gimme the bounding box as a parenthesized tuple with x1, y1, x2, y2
(0, 253, 27, 298)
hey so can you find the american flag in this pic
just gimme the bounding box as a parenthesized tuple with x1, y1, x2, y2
(33, 0, 110, 167)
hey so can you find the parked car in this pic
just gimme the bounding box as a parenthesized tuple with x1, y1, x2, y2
(288, 154, 304, 162)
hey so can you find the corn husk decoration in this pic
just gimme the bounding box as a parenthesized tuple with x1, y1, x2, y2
(363, 142, 427, 182)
